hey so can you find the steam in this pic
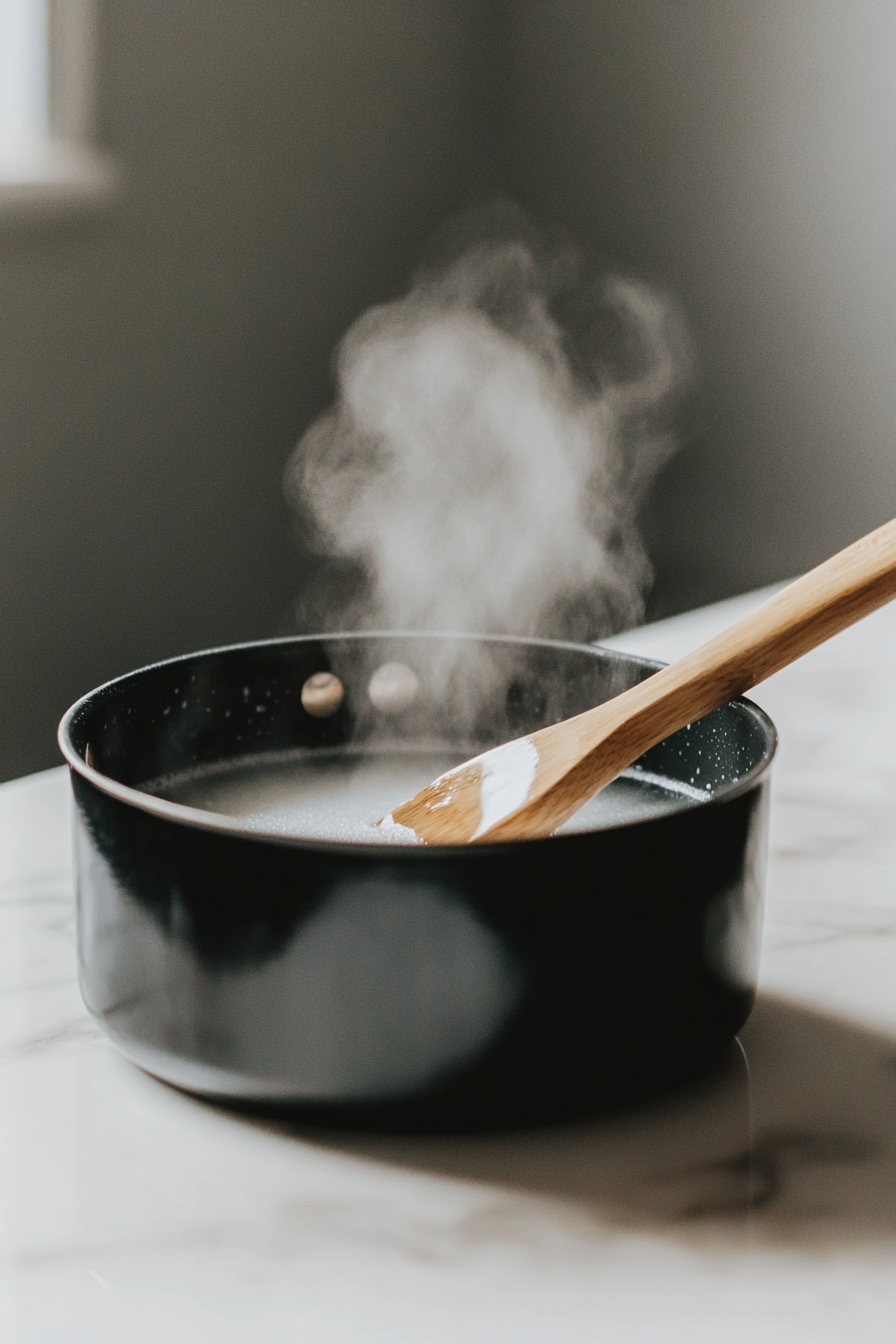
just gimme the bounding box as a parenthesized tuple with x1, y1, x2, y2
(284, 208, 690, 645)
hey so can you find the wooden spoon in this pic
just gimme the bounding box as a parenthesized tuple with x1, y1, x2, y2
(386, 517, 896, 845)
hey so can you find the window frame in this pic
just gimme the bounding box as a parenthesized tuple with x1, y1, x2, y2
(0, 0, 116, 219)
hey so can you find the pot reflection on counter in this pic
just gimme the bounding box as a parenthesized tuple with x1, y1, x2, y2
(61, 632, 775, 1132)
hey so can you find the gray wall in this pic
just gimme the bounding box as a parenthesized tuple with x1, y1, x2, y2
(4, 1, 896, 781)
(0, 1, 498, 780)
(506, 0, 896, 610)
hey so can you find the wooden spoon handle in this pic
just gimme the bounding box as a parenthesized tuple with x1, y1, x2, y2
(393, 517, 896, 844)
(571, 515, 896, 773)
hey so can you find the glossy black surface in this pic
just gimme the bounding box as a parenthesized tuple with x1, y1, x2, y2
(59, 633, 775, 1132)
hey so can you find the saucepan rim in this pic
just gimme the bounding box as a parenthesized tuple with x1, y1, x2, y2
(57, 629, 778, 855)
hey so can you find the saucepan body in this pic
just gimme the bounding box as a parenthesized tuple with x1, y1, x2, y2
(58, 632, 775, 1132)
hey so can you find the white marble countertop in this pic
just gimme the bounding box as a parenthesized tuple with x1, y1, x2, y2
(3, 588, 896, 1341)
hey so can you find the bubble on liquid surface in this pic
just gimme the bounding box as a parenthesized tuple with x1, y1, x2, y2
(301, 671, 344, 719)
(368, 662, 419, 714)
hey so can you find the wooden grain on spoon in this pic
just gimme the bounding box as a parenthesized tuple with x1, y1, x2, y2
(388, 517, 896, 845)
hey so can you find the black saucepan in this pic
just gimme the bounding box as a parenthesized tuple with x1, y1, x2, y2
(58, 632, 775, 1132)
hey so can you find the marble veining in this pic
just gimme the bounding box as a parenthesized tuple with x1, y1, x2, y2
(3, 592, 896, 1340)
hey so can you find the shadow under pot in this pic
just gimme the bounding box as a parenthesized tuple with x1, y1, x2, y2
(58, 631, 775, 1133)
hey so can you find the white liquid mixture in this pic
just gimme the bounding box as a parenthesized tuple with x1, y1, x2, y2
(149, 745, 709, 845)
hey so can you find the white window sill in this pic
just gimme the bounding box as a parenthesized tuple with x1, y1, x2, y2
(0, 140, 118, 221)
